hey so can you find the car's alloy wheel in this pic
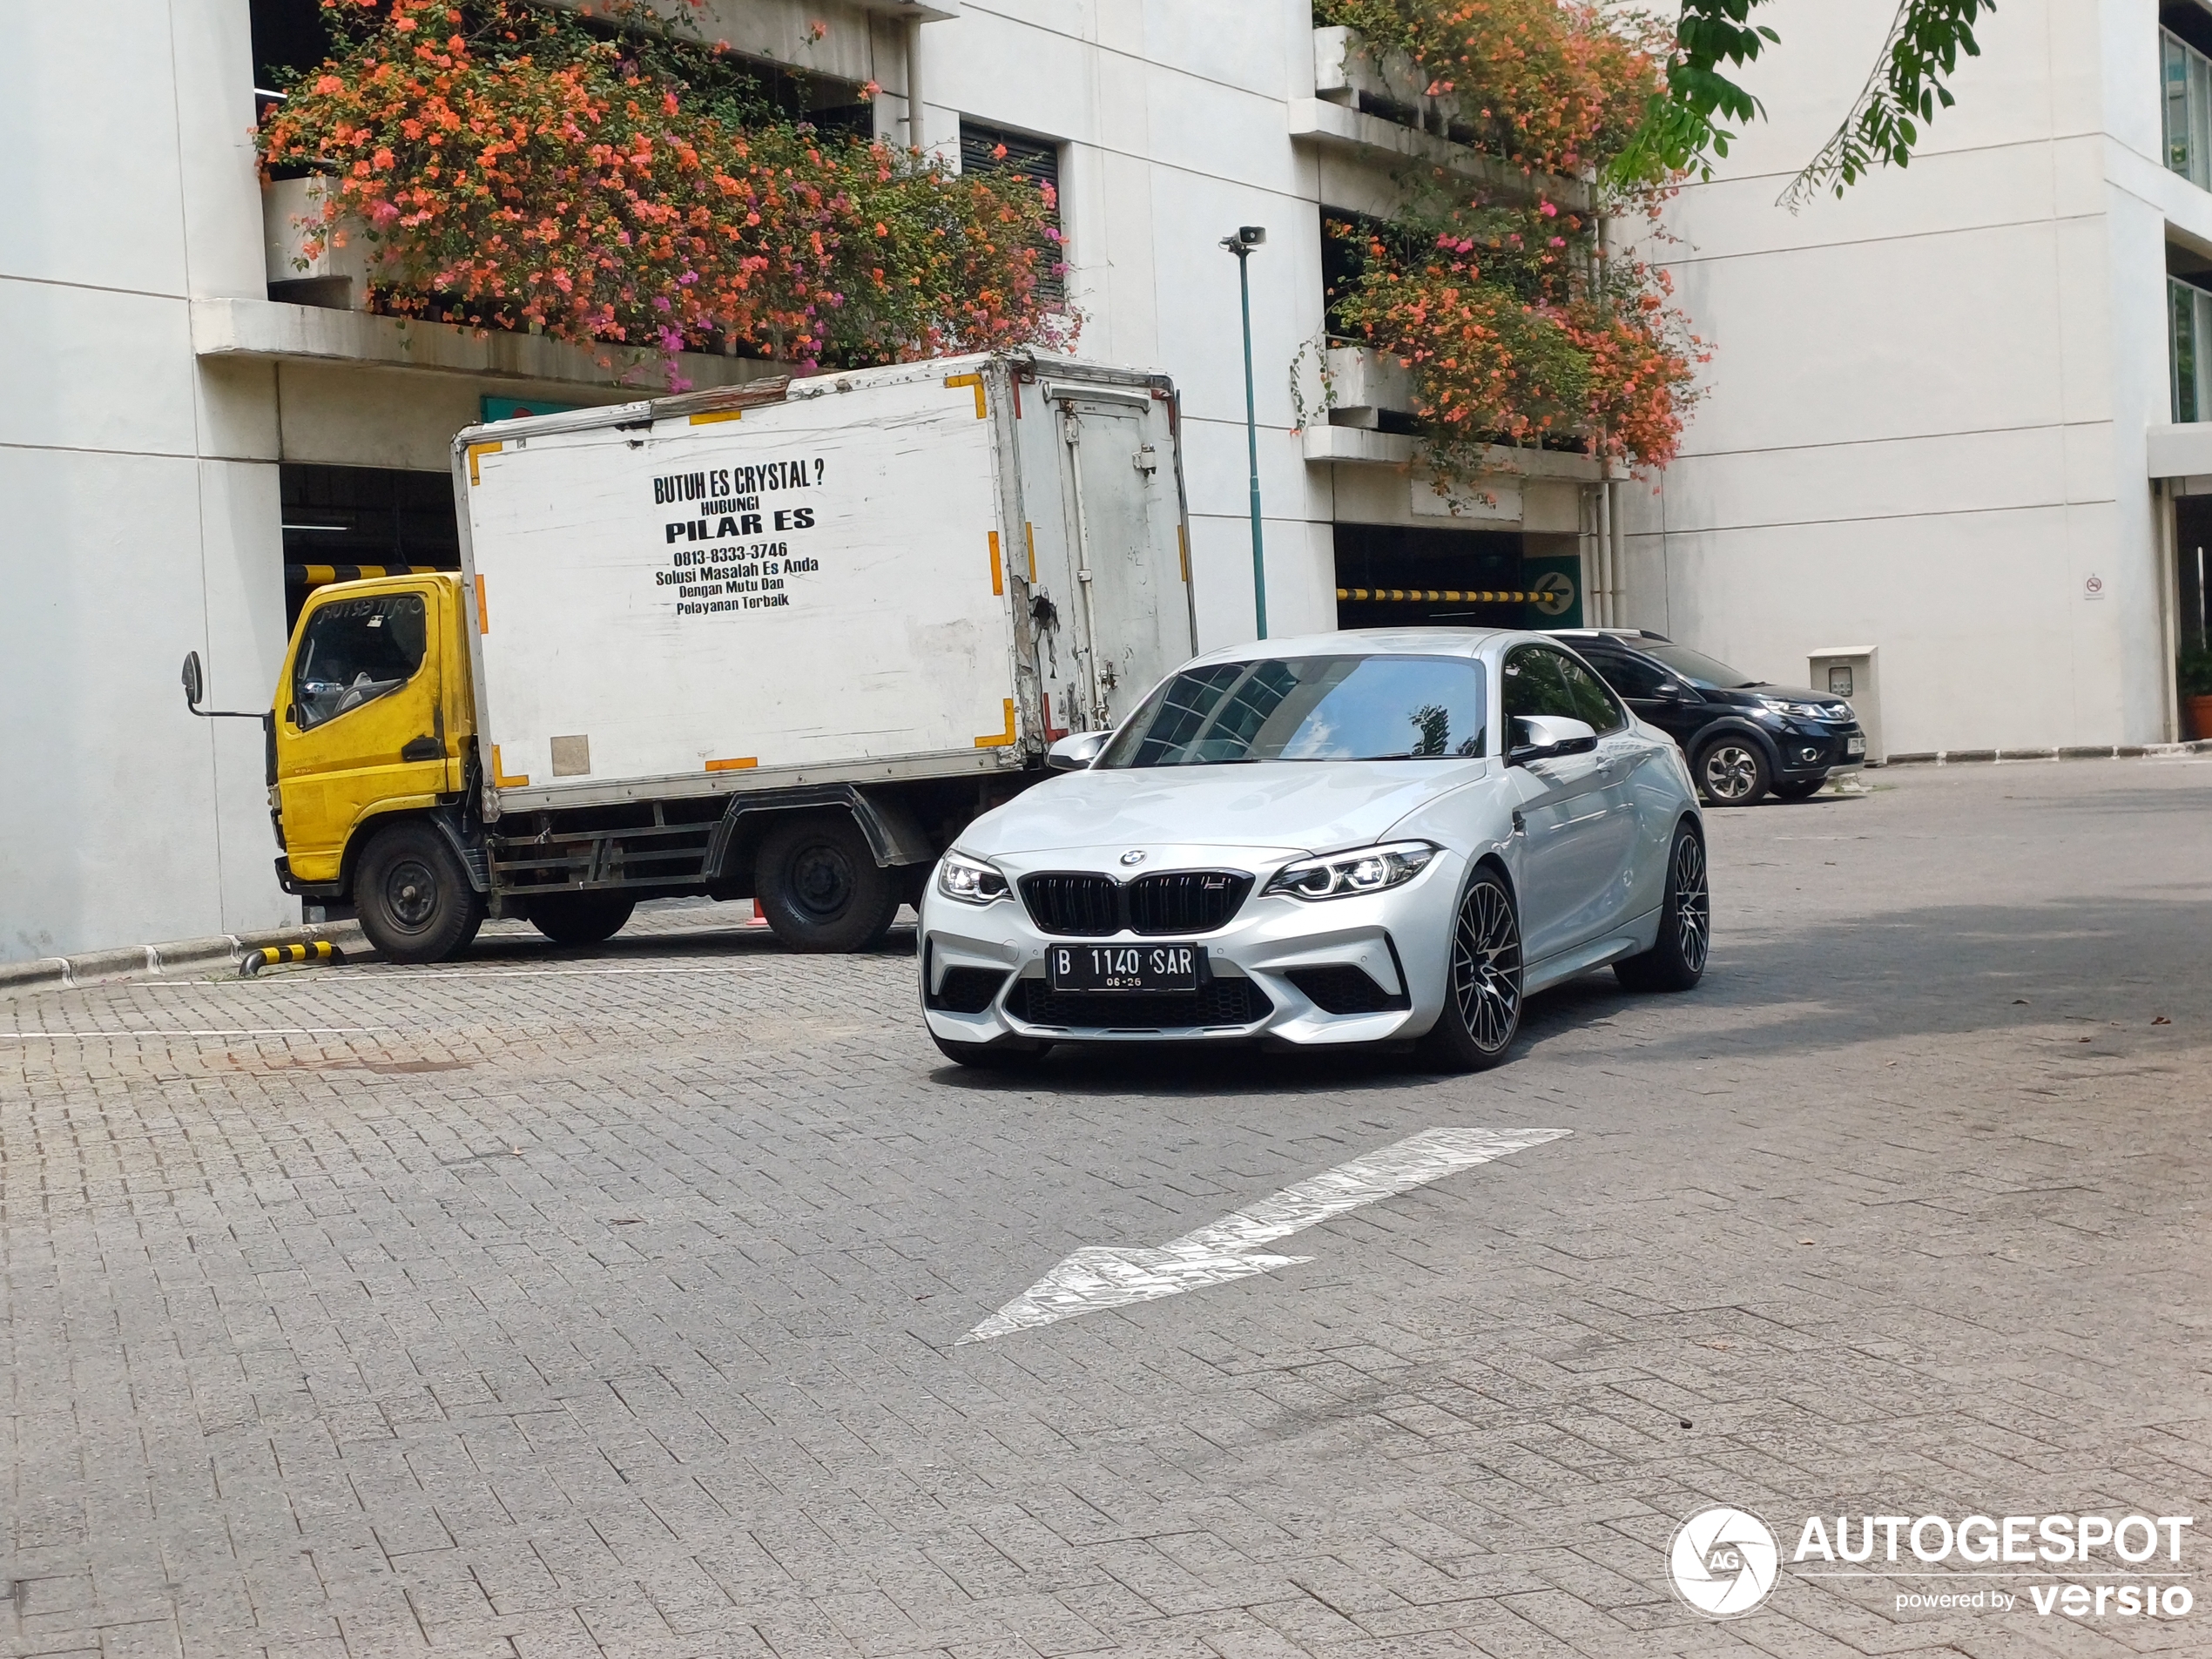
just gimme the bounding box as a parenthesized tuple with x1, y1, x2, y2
(1615, 823, 1710, 993)
(1420, 870, 1522, 1071)
(1696, 739, 1769, 806)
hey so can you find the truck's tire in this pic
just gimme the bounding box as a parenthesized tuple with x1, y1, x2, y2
(355, 821, 484, 964)
(754, 813, 901, 952)
(527, 892, 636, 947)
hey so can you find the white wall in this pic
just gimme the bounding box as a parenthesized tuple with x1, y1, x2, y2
(1618, 0, 2183, 752)
(0, 0, 292, 961)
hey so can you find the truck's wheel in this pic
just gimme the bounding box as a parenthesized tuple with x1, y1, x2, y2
(755, 813, 900, 952)
(356, 822, 484, 964)
(527, 892, 635, 947)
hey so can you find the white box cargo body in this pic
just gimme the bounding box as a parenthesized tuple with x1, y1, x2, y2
(455, 352, 1194, 815)
(391, 351, 1198, 954)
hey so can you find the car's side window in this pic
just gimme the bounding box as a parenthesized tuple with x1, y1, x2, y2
(1554, 652, 1629, 735)
(292, 591, 428, 731)
(1594, 650, 1666, 700)
(1502, 647, 1570, 722)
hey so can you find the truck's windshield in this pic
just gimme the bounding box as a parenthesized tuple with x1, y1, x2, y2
(293, 592, 428, 730)
(1097, 655, 1487, 766)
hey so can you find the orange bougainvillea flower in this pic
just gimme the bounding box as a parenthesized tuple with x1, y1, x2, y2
(259, 0, 1071, 379)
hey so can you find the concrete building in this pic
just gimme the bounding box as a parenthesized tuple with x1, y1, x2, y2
(8, 0, 2204, 963)
(3, 0, 1612, 962)
(1621, 0, 2212, 758)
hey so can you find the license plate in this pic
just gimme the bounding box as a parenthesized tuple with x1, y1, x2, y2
(1845, 734, 1865, 757)
(1049, 942, 1199, 993)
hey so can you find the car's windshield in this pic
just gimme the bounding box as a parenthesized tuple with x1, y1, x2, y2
(1642, 643, 1760, 689)
(1097, 654, 1487, 766)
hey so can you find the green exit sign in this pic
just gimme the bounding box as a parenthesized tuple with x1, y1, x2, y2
(481, 395, 582, 423)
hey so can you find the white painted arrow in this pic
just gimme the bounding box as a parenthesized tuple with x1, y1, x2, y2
(958, 1126, 1570, 1344)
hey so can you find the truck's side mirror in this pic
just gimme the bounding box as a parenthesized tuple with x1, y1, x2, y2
(181, 651, 204, 711)
(1046, 730, 1108, 771)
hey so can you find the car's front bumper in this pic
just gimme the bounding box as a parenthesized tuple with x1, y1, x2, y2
(918, 845, 1466, 1048)
(1770, 721, 1865, 778)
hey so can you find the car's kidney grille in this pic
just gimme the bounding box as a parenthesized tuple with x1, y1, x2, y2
(1020, 873, 1123, 935)
(1020, 871, 1252, 936)
(1127, 872, 1253, 934)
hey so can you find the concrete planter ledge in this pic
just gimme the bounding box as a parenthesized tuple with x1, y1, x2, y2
(1, 920, 368, 1002)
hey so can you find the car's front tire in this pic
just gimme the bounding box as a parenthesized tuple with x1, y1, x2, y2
(1615, 823, 1710, 992)
(1694, 736, 1770, 806)
(1417, 867, 1523, 1071)
(356, 821, 484, 964)
(930, 1031, 1051, 1069)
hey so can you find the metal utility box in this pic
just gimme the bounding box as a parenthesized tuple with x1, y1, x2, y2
(1810, 646, 1882, 764)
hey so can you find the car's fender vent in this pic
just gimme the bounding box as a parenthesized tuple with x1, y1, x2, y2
(1284, 965, 1410, 1015)
(1020, 870, 1252, 935)
(1010, 976, 1271, 1029)
(927, 966, 1010, 1015)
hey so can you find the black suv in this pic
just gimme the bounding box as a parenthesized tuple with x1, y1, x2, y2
(1548, 630, 1865, 806)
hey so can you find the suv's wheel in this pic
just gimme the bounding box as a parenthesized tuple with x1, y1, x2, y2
(1770, 776, 1826, 801)
(527, 892, 636, 946)
(356, 821, 484, 964)
(1417, 868, 1522, 1071)
(1695, 736, 1771, 806)
(1615, 823, 1710, 992)
(754, 813, 900, 951)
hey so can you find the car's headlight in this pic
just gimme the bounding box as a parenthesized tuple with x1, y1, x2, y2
(1757, 696, 1831, 720)
(1264, 840, 1437, 900)
(936, 851, 1008, 905)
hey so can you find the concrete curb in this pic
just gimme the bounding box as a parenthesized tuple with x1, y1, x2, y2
(1883, 739, 2212, 765)
(0, 921, 371, 1002)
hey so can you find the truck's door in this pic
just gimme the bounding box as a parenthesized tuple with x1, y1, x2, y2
(275, 581, 450, 883)
(1049, 388, 1190, 731)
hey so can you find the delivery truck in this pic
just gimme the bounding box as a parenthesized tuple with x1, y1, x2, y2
(181, 353, 1197, 961)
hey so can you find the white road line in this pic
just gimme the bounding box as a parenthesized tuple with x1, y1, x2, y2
(315, 967, 771, 981)
(0, 1028, 390, 1040)
(958, 1126, 1571, 1345)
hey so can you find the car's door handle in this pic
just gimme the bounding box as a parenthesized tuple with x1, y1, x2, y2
(400, 736, 442, 762)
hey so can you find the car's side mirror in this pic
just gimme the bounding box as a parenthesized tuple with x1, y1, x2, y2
(1046, 730, 1108, 771)
(1655, 681, 1683, 698)
(181, 651, 204, 711)
(1508, 715, 1598, 765)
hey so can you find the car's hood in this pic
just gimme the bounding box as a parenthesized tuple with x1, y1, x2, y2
(965, 760, 1491, 857)
(1708, 683, 1852, 712)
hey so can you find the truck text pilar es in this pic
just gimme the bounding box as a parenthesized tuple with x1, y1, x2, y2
(181, 354, 1196, 961)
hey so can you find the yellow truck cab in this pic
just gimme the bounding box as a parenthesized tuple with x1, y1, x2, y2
(271, 572, 492, 959)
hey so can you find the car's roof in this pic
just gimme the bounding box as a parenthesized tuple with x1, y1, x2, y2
(1547, 628, 1672, 645)
(1187, 626, 1519, 667)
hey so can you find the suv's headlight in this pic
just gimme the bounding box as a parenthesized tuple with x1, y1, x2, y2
(1264, 840, 1437, 900)
(936, 851, 1008, 905)
(1757, 696, 1831, 720)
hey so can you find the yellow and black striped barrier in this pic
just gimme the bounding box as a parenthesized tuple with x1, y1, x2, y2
(287, 563, 445, 590)
(240, 940, 345, 977)
(1337, 588, 1537, 604)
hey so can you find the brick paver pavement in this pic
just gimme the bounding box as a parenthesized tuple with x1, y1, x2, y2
(3, 759, 2209, 1659)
